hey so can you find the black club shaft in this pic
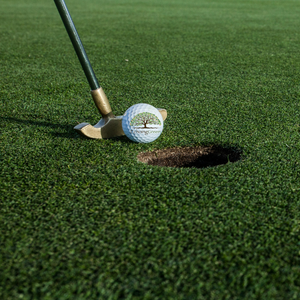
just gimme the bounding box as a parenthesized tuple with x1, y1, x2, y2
(54, 0, 100, 91)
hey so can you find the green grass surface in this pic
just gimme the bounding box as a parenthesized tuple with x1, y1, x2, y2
(1, 0, 300, 299)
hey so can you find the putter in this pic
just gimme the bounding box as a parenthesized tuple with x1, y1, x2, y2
(54, 0, 167, 139)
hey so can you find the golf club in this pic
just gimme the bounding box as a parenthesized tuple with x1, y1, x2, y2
(54, 0, 167, 139)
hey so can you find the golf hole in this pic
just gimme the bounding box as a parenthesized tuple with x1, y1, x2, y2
(137, 145, 242, 168)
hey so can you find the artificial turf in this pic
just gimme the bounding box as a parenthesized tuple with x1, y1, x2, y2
(1, 0, 300, 299)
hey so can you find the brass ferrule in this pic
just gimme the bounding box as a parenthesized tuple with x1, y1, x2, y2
(91, 87, 113, 117)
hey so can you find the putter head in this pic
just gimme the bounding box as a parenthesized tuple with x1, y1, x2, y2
(74, 88, 167, 139)
(74, 108, 167, 139)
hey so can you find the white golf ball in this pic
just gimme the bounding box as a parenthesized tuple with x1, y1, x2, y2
(122, 103, 164, 143)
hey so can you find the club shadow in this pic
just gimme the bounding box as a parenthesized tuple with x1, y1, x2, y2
(1, 116, 81, 139)
(1, 116, 133, 142)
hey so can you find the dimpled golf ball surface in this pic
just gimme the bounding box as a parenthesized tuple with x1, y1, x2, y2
(122, 103, 164, 143)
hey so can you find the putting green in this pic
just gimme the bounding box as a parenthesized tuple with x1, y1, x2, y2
(1, 0, 300, 299)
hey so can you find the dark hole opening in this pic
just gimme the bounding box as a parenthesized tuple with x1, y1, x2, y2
(137, 145, 242, 168)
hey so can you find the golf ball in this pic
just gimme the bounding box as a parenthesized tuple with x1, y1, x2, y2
(122, 103, 164, 143)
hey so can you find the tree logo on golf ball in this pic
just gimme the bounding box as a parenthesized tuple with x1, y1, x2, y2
(122, 103, 164, 143)
(130, 112, 161, 129)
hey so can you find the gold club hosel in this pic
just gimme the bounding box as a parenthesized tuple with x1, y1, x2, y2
(91, 87, 113, 117)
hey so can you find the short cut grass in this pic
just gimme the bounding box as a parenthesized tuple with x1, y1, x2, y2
(1, 0, 300, 299)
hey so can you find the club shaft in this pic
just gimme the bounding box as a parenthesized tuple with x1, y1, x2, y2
(54, 0, 99, 90)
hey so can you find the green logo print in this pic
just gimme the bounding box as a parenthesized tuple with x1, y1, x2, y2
(130, 112, 161, 129)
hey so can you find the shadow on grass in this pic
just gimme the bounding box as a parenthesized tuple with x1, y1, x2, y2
(0, 116, 132, 142)
(1, 116, 78, 138)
